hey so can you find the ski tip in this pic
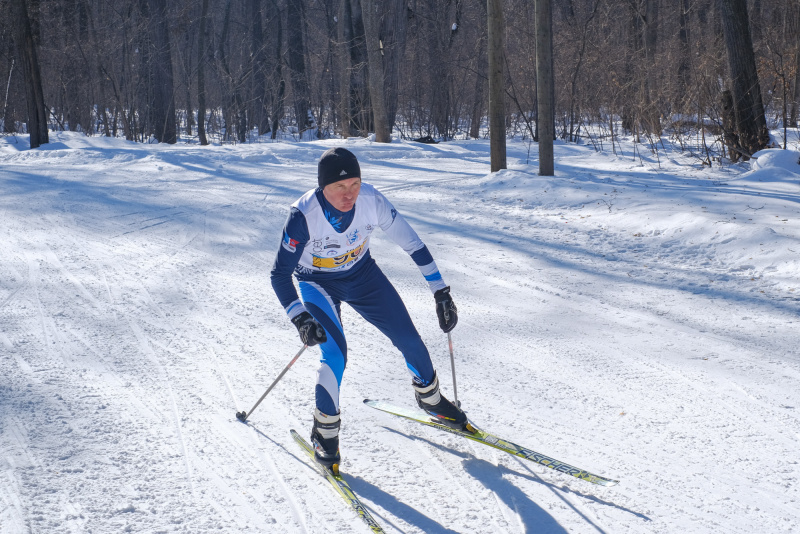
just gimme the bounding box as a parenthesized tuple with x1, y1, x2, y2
(584, 473, 619, 486)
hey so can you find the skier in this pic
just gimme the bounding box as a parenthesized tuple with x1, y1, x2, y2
(270, 147, 467, 468)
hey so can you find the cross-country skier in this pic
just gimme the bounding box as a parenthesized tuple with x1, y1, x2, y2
(270, 147, 467, 469)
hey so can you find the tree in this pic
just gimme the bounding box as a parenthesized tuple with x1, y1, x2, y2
(536, 0, 554, 176)
(250, 0, 270, 136)
(380, 0, 408, 134)
(469, 0, 488, 140)
(287, 0, 315, 139)
(361, 0, 390, 142)
(718, 0, 770, 160)
(487, 0, 506, 172)
(139, 0, 177, 143)
(621, 0, 660, 137)
(197, 0, 209, 145)
(9, 0, 49, 148)
(269, 1, 286, 140)
(642, 0, 660, 135)
(338, 0, 369, 137)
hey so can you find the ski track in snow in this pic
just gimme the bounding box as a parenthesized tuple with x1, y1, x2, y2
(1, 132, 799, 533)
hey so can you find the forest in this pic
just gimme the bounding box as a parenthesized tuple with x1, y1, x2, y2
(1, 0, 796, 161)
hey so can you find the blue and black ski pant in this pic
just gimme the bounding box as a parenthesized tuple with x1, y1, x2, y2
(298, 259, 435, 416)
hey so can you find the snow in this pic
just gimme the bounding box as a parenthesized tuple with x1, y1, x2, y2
(1, 131, 798, 533)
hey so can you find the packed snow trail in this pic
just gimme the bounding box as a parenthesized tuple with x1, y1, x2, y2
(1, 132, 798, 533)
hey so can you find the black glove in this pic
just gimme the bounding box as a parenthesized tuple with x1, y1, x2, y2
(434, 286, 458, 333)
(291, 311, 327, 346)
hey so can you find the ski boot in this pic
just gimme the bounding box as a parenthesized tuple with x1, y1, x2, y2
(310, 409, 341, 472)
(413, 372, 470, 431)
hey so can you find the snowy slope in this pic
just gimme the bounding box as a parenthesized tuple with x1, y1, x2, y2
(1, 132, 798, 533)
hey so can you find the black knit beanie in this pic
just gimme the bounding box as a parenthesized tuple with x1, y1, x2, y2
(318, 147, 361, 188)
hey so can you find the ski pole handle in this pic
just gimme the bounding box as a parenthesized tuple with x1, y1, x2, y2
(236, 344, 308, 422)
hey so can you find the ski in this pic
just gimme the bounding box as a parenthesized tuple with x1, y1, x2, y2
(290, 430, 386, 533)
(364, 399, 619, 487)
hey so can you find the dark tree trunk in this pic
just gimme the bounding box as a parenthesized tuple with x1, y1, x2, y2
(63, 0, 82, 133)
(337, 0, 354, 137)
(427, 2, 459, 140)
(677, 0, 691, 102)
(621, 2, 641, 135)
(720, 89, 741, 161)
(622, 0, 659, 137)
(718, 0, 769, 160)
(286, 0, 314, 138)
(361, 0, 390, 142)
(381, 0, 408, 134)
(343, 0, 369, 136)
(140, 0, 177, 143)
(217, 0, 246, 143)
(487, 0, 506, 171)
(642, 0, 660, 135)
(250, 0, 270, 136)
(337, 0, 368, 137)
(470, 3, 488, 140)
(535, 0, 554, 176)
(197, 0, 209, 145)
(182, 8, 194, 137)
(270, 2, 285, 139)
(790, 3, 800, 127)
(10, 0, 49, 148)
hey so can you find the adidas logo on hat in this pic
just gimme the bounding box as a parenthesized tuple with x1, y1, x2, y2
(340, 169, 348, 176)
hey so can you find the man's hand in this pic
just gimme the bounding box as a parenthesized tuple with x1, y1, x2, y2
(434, 287, 458, 333)
(291, 311, 327, 346)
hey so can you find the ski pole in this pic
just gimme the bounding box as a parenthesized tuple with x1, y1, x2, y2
(236, 344, 308, 422)
(447, 332, 460, 407)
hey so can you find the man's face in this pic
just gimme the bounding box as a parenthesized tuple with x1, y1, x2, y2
(323, 176, 361, 212)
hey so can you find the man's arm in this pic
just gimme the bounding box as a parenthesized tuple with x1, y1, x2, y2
(270, 207, 310, 319)
(375, 191, 447, 294)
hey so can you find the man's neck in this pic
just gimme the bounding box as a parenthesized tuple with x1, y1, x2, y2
(316, 188, 355, 233)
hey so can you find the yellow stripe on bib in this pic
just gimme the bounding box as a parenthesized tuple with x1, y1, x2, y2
(312, 242, 366, 269)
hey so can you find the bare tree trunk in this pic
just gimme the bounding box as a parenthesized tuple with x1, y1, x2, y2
(197, 0, 209, 145)
(270, 1, 285, 139)
(361, 0, 390, 142)
(642, 0, 660, 135)
(677, 0, 691, 106)
(182, 7, 194, 138)
(470, 4, 487, 140)
(10, 0, 49, 148)
(718, 0, 769, 159)
(535, 0, 554, 176)
(565, 1, 600, 143)
(250, 0, 270, 136)
(140, 0, 177, 143)
(286, 0, 315, 138)
(621, 2, 641, 136)
(381, 0, 407, 133)
(790, 2, 800, 127)
(338, 0, 354, 137)
(217, 0, 247, 143)
(343, 0, 369, 136)
(487, 0, 506, 172)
